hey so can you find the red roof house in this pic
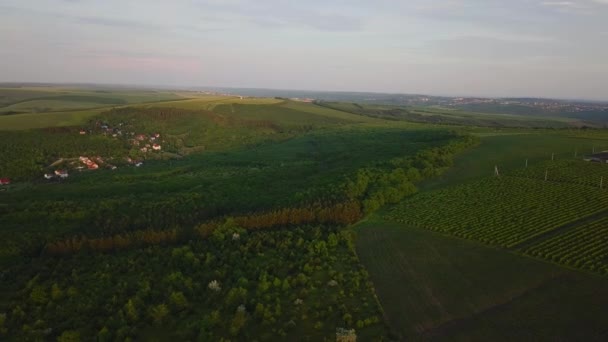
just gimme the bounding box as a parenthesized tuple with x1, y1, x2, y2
(0, 178, 10, 185)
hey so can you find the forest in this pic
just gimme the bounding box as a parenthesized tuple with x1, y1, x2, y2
(0, 97, 481, 340)
(4, 224, 388, 341)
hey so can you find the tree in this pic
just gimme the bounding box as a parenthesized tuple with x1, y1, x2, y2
(124, 299, 138, 322)
(169, 291, 188, 311)
(57, 330, 81, 342)
(51, 283, 63, 301)
(149, 304, 169, 325)
(97, 327, 111, 342)
(229, 305, 247, 336)
(30, 286, 47, 305)
(0, 313, 6, 335)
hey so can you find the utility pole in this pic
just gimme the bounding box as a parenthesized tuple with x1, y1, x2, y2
(494, 165, 500, 177)
(545, 169, 548, 182)
(525, 159, 528, 168)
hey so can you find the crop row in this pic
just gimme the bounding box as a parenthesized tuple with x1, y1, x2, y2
(385, 176, 608, 248)
(509, 160, 608, 188)
(525, 216, 608, 274)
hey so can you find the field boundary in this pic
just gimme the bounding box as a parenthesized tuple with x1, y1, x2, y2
(511, 208, 608, 251)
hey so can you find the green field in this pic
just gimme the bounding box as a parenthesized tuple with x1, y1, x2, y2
(355, 220, 608, 341)
(386, 176, 608, 248)
(0, 86, 187, 130)
(420, 132, 608, 190)
(317, 101, 579, 128)
(2, 86, 608, 341)
(353, 130, 608, 340)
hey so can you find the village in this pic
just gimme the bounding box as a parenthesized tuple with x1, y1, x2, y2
(40, 122, 165, 181)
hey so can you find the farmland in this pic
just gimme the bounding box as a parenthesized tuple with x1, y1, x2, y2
(316, 101, 579, 128)
(2, 85, 608, 341)
(384, 153, 608, 275)
(355, 220, 608, 341)
(385, 176, 608, 248)
(353, 131, 608, 340)
(525, 216, 608, 274)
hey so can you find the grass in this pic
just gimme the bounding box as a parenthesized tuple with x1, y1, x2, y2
(386, 176, 608, 248)
(0, 86, 186, 129)
(354, 219, 608, 341)
(317, 102, 578, 128)
(148, 96, 283, 111)
(420, 132, 608, 190)
(353, 129, 608, 340)
(0, 109, 106, 130)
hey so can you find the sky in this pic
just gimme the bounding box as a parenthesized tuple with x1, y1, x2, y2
(1, 0, 607, 100)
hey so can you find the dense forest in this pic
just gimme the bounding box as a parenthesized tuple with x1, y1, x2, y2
(2, 225, 388, 341)
(0, 130, 477, 259)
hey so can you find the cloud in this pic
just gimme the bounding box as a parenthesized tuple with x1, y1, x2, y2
(72, 16, 161, 30)
(193, 1, 365, 32)
(542, 0, 608, 11)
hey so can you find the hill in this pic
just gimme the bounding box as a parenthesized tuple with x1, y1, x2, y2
(2, 86, 608, 341)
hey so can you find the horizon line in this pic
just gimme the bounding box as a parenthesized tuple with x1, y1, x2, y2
(0, 80, 606, 104)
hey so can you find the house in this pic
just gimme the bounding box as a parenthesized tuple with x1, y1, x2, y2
(87, 163, 99, 170)
(152, 144, 161, 151)
(79, 130, 86, 135)
(0, 178, 10, 185)
(136, 134, 146, 141)
(55, 170, 69, 178)
(140, 147, 148, 153)
(44, 173, 54, 180)
(584, 152, 608, 163)
(135, 162, 143, 167)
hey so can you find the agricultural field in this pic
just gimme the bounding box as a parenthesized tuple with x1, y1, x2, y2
(420, 132, 608, 190)
(385, 176, 608, 248)
(0, 86, 189, 130)
(386, 147, 608, 274)
(524, 215, 608, 274)
(316, 101, 580, 128)
(0, 86, 184, 113)
(355, 220, 608, 341)
(511, 159, 608, 187)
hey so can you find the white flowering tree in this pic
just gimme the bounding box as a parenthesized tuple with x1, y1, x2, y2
(208, 280, 221, 292)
